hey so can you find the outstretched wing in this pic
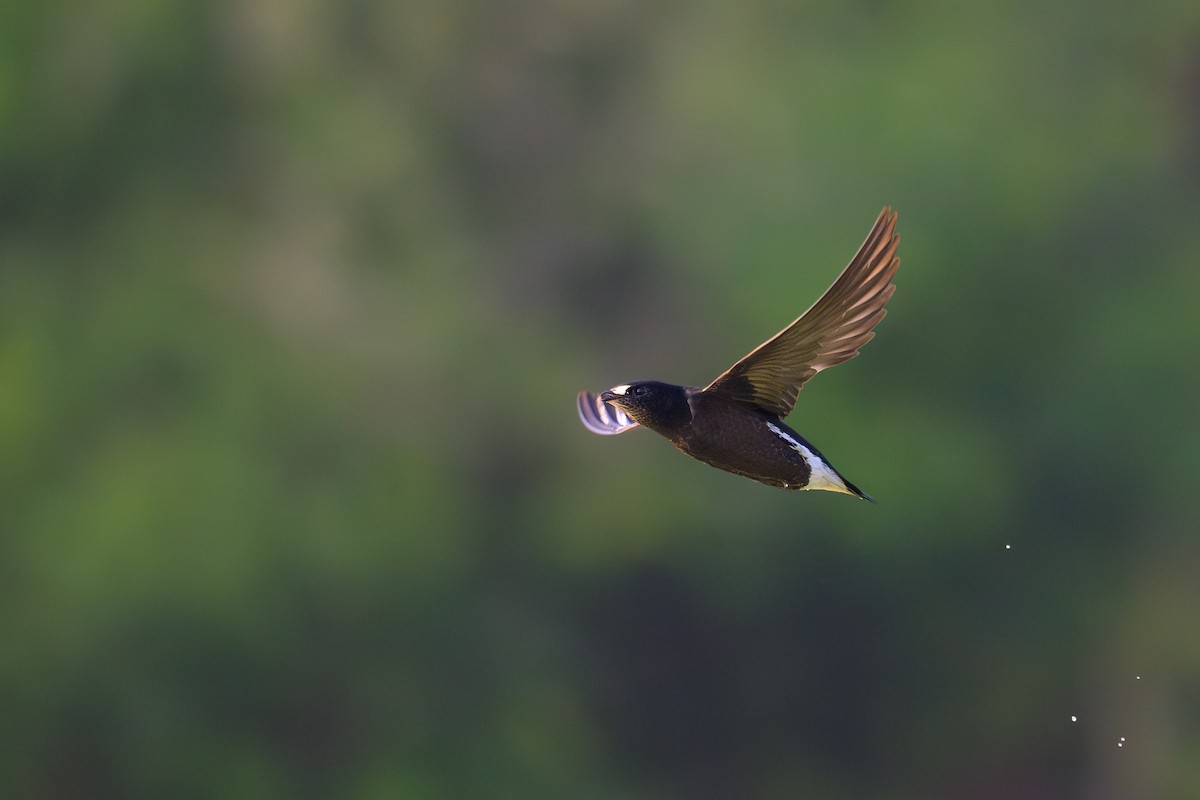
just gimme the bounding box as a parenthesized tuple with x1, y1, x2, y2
(703, 208, 900, 418)
(577, 390, 640, 435)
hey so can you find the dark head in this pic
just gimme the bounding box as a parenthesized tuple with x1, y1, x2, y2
(599, 381, 691, 434)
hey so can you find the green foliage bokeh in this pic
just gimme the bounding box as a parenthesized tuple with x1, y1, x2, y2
(3, 0, 1200, 797)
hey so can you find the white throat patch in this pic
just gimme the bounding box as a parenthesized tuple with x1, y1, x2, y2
(766, 421, 852, 494)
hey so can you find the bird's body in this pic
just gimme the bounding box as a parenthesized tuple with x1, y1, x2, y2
(577, 208, 900, 499)
(672, 393, 852, 493)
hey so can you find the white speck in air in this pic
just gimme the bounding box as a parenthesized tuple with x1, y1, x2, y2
(1118, 737, 1126, 748)
(1005, 544, 1011, 550)
(1070, 715, 1077, 723)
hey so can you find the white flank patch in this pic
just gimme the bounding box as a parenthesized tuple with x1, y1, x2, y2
(766, 421, 852, 494)
(608, 384, 631, 396)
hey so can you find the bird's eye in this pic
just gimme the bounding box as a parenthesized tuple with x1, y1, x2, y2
(633, 385, 649, 398)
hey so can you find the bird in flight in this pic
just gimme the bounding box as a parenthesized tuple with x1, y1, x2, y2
(577, 208, 900, 499)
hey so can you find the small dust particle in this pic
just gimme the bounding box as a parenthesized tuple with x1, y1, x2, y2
(1070, 716, 1077, 722)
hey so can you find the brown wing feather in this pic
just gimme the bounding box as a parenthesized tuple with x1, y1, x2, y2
(702, 208, 900, 418)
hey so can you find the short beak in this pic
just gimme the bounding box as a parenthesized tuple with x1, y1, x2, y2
(599, 390, 619, 403)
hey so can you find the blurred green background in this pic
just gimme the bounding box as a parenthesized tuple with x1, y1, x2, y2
(4, 0, 1200, 797)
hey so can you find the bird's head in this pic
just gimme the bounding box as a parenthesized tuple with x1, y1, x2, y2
(599, 381, 691, 433)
